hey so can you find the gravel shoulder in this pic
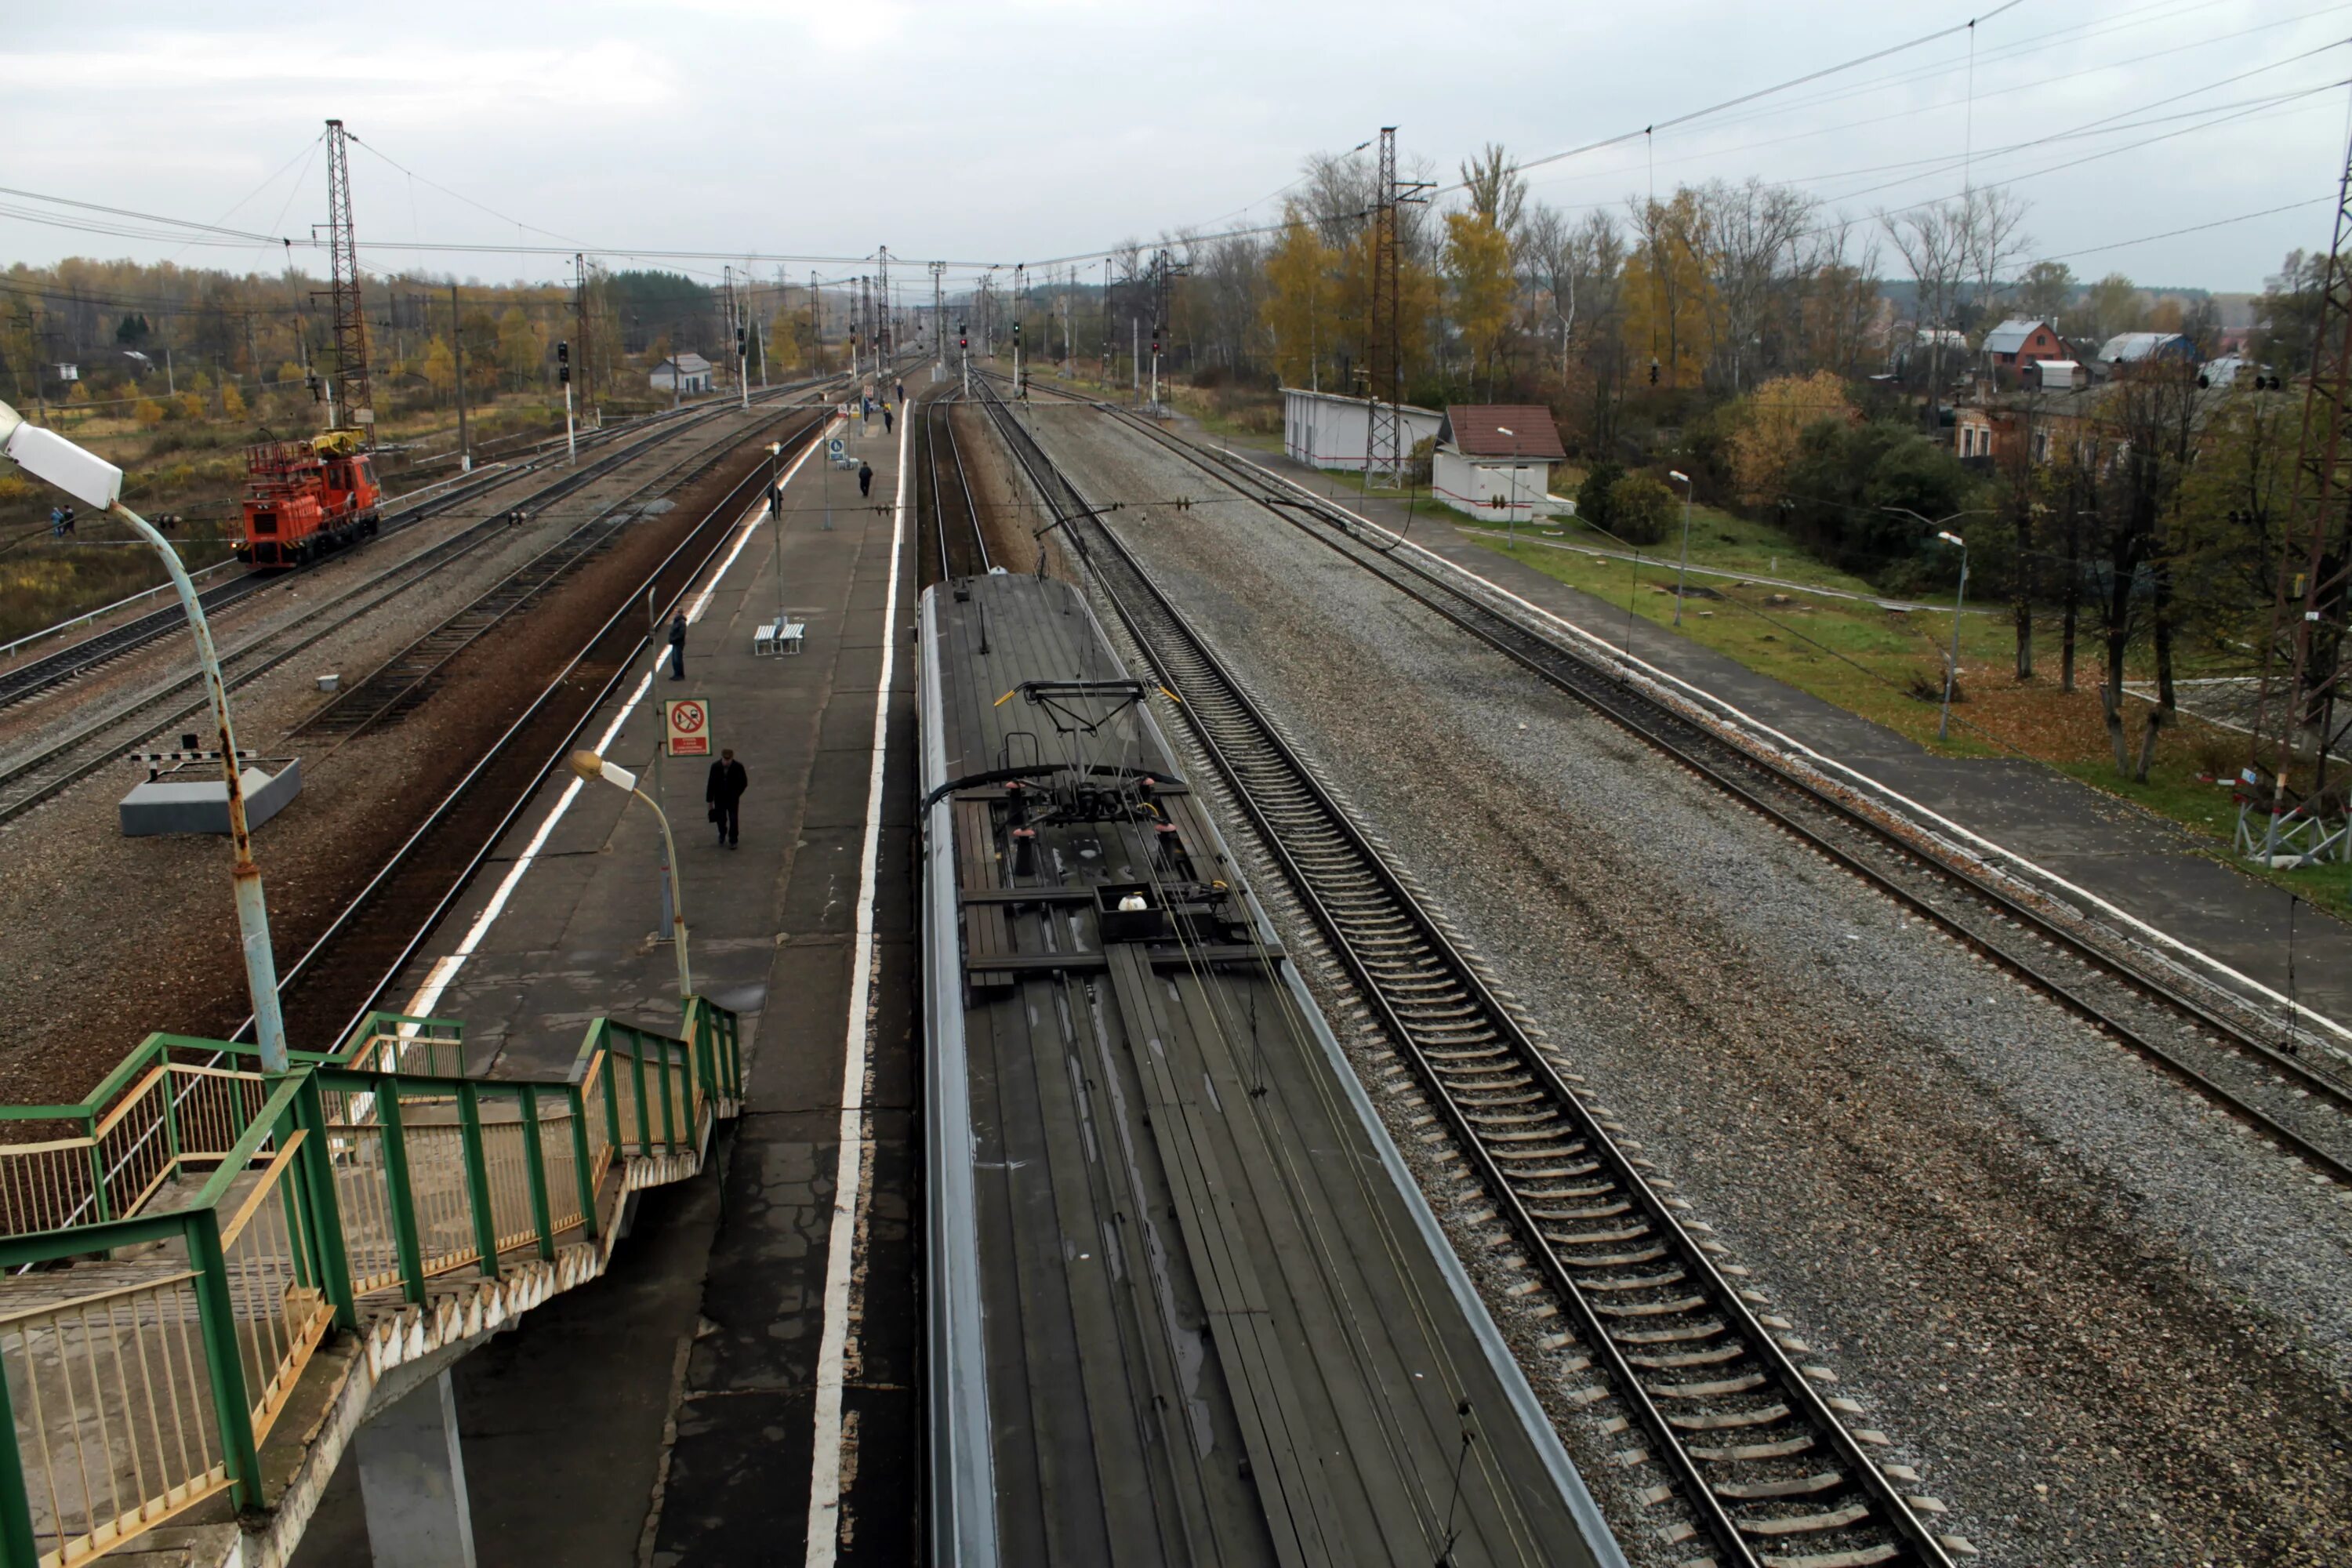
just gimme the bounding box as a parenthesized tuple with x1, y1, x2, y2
(1025, 403, 2352, 1568)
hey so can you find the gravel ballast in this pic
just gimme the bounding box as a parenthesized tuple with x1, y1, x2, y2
(1022, 403, 2352, 1568)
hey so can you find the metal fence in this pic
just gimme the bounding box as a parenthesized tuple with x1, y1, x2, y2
(0, 999, 739, 1566)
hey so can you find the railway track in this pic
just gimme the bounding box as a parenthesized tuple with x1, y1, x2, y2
(263, 404, 837, 1050)
(290, 421, 761, 749)
(921, 390, 992, 583)
(0, 389, 790, 712)
(0, 390, 820, 826)
(1033, 381, 2352, 1189)
(968, 373, 1962, 1568)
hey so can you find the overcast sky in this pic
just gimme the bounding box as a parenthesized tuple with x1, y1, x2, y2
(6, 0, 2347, 296)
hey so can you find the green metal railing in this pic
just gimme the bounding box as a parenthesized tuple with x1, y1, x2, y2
(0, 1000, 739, 1568)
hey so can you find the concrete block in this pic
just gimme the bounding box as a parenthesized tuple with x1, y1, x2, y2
(119, 761, 300, 837)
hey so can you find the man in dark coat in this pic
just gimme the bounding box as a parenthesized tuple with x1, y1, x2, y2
(857, 459, 873, 499)
(706, 748, 746, 848)
(667, 612, 688, 679)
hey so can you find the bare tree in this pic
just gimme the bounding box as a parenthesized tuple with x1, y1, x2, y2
(1699, 176, 1817, 393)
(1881, 198, 1968, 423)
(1958, 185, 2031, 322)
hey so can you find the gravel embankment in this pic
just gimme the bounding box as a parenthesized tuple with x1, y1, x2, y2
(0, 406, 796, 1102)
(1025, 403, 2352, 1568)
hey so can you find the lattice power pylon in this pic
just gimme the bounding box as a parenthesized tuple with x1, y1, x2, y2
(2258, 127, 2352, 847)
(321, 119, 373, 442)
(1361, 127, 1429, 487)
(931, 260, 946, 365)
(878, 247, 895, 363)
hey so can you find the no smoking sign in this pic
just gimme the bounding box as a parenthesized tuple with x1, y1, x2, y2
(665, 697, 711, 757)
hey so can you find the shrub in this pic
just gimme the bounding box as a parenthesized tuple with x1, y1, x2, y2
(1577, 459, 1625, 531)
(1609, 474, 1676, 546)
(134, 399, 166, 426)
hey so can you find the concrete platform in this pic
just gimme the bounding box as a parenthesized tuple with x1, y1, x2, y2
(1227, 437, 2352, 1034)
(285, 387, 918, 1566)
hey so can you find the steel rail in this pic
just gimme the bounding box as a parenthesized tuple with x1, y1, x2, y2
(287, 412, 765, 750)
(0, 383, 815, 711)
(0, 393, 799, 825)
(1074, 390, 2352, 1187)
(970, 374, 1956, 1568)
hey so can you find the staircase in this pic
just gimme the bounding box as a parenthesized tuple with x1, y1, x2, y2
(0, 1001, 741, 1567)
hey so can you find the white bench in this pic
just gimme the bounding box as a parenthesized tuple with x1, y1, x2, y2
(753, 620, 807, 657)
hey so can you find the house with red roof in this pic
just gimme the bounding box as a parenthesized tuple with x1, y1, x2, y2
(1432, 405, 1567, 523)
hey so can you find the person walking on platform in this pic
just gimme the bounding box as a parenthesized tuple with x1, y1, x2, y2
(858, 459, 873, 500)
(881, 402, 894, 435)
(706, 748, 746, 848)
(667, 611, 688, 679)
(895, 379, 905, 404)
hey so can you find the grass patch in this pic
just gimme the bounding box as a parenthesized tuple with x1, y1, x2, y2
(1474, 528, 2352, 920)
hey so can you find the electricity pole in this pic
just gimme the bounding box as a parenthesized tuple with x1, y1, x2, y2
(450, 280, 470, 470)
(321, 119, 373, 445)
(931, 260, 946, 376)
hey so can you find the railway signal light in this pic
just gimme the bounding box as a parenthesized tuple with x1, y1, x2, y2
(557, 339, 569, 384)
(1649, 358, 1660, 386)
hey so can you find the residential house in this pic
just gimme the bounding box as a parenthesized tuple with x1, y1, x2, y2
(1431, 405, 1566, 523)
(1981, 318, 2067, 378)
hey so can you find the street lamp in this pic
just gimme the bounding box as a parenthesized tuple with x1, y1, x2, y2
(568, 750, 694, 1011)
(766, 440, 787, 627)
(1882, 510, 1994, 742)
(1933, 531, 1969, 741)
(1668, 470, 1694, 626)
(1885, 503, 1991, 742)
(0, 401, 293, 1070)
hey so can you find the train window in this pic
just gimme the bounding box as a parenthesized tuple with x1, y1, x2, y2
(252, 511, 278, 534)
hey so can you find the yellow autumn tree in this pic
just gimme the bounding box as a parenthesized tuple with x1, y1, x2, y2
(422, 337, 456, 401)
(1261, 209, 1339, 389)
(768, 310, 804, 372)
(496, 307, 543, 390)
(1443, 209, 1515, 395)
(1731, 371, 1856, 501)
(1621, 190, 1715, 390)
(221, 382, 247, 419)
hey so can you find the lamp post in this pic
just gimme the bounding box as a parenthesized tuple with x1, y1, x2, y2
(766, 439, 787, 626)
(1884, 505, 1991, 742)
(568, 750, 694, 1011)
(1668, 469, 1694, 626)
(0, 402, 292, 1070)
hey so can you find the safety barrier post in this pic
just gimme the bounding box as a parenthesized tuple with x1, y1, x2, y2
(655, 1038, 679, 1154)
(187, 1209, 263, 1508)
(162, 1067, 184, 1167)
(83, 1112, 112, 1225)
(292, 1073, 358, 1329)
(455, 1082, 500, 1276)
(726, 1010, 742, 1101)
(517, 1085, 555, 1261)
(0, 1352, 40, 1568)
(567, 1081, 598, 1240)
(375, 1083, 429, 1305)
(628, 1036, 653, 1155)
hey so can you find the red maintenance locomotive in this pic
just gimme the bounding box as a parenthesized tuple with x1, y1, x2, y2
(236, 428, 383, 568)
